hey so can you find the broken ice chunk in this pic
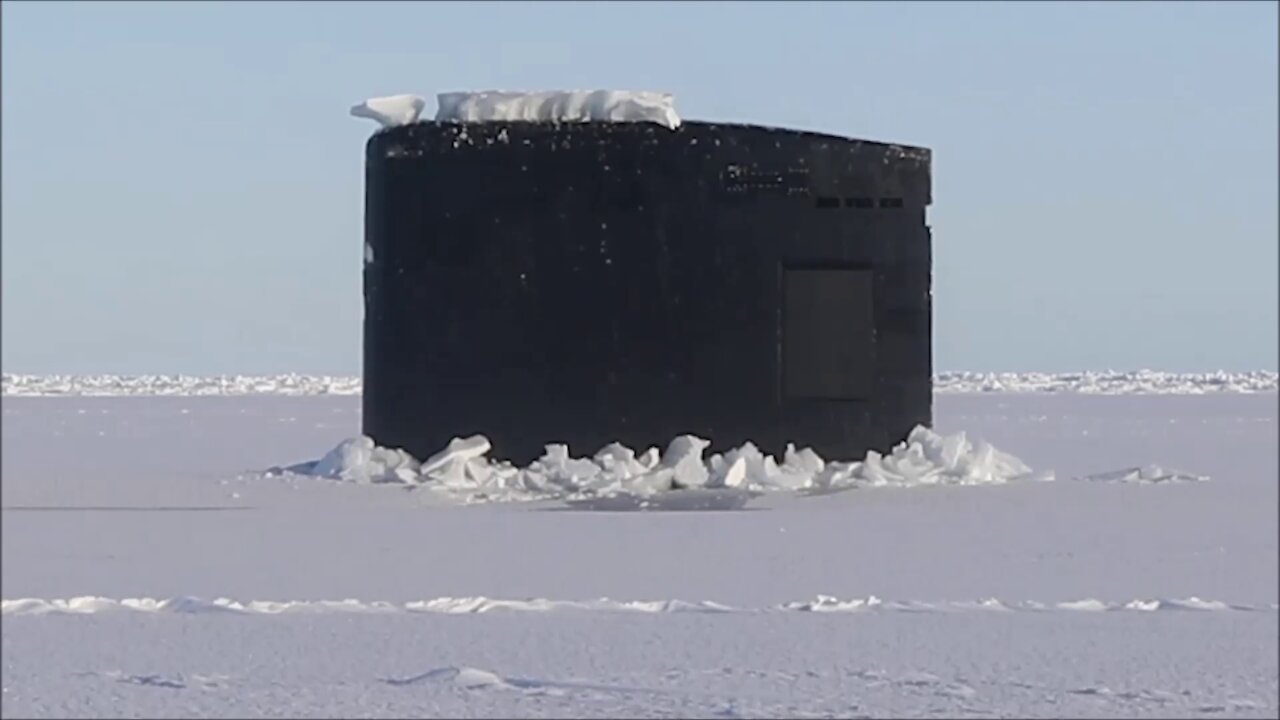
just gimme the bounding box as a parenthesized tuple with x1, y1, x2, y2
(350, 94, 427, 128)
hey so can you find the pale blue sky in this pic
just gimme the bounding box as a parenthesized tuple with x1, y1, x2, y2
(2, 1, 1276, 375)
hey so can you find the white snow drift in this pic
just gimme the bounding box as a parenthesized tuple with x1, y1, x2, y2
(269, 425, 1053, 503)
(349, 90, 681, 130)
(4, 594, 1264, 617)
(435, 90, 681, 129)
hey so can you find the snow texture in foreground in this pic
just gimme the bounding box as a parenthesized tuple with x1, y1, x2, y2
(5, 371, 1274, 396)
(268, 425, 1052, 504)
(1075, 465, 1210, 485)
(349, 94, 427, 128)
(4, 594, 1266, 617)
(435, 90, 681, 129)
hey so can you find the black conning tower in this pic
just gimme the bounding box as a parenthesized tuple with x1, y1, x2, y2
(363, 120, 932, 463)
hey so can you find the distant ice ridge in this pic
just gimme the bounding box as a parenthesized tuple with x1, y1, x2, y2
(5, 371, 1274, 397)
(935, 369, 1277, 394)
(265, 425, 1053, 504)
(0, 374, 363, 397)
(4, 594, 1267, 617)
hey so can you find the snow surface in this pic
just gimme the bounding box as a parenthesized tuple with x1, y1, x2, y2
(435, 90, 681, 129)
(4, 370, 1275, 397)
(349, 94, 426, 128)
(2, 392, 1276, 718)
(5, 612, 1273, 718)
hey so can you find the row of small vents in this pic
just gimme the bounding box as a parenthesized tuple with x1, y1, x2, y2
(815, 196, 904, 209)
(720, 167, 910, 209)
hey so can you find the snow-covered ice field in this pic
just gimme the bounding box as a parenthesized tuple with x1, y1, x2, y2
(2, 387, 1276, 718)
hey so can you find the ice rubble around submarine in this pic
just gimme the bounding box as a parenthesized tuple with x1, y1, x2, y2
(272, 425, 1052, 503)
